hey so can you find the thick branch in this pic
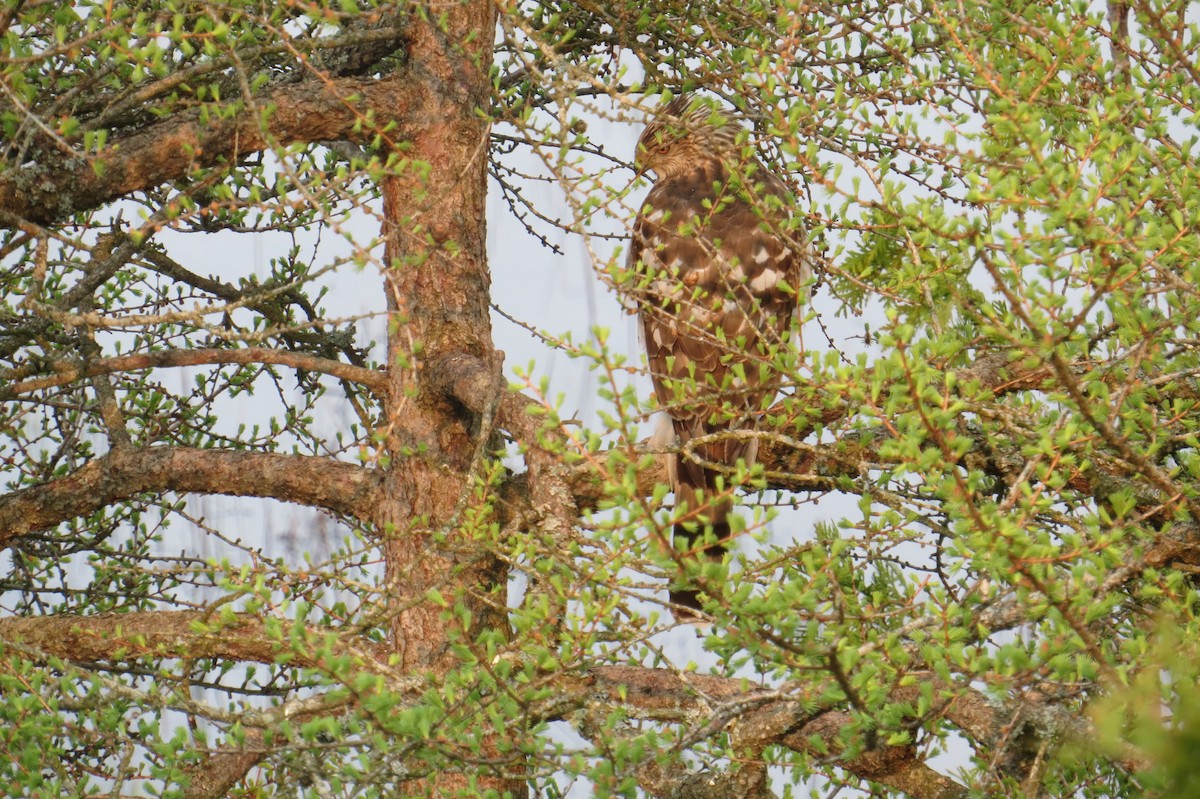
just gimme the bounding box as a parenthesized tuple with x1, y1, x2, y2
(779, 711, 964, 799)
(466, 352, 1178, 527)
(0, 74, 428, 226)
(0, 609, 385, 667)
(0, 608, 1095, 799)
(0, 446, 382, 544)
(178, 730, 270, 799)
(0, 608, 975, 799)
(0, 346, 387, 399)
(428, 352, 1200, 613)
(560, 666, 969, 799)
(430, 353, 586, 558)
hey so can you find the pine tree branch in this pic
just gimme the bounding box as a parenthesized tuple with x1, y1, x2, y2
(0, 74, 428, 226)
(0, 447, 382, 543)
(0, 346, 386, 398)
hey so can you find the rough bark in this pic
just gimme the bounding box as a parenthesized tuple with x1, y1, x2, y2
(1, 7, 1184, 799)
(372, 2, 517, 796)
(377, 9, 497, 664)
(177, 731, 271, 799)
(0, 75, 424, 227)
(0, 447, 381, 545)
(7, 349, 1194, 585)
(0, 609, 386, 668)
(1, 610, 1058, 799)
(0, 347, 386, 399)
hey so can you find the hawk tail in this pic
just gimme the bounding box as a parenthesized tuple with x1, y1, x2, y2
(669, 476, 732, 614)
(663, 414, 750, 615)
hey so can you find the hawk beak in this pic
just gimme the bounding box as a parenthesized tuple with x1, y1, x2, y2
(633, 143, 651, 179)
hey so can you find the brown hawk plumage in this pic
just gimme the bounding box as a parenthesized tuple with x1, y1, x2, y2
(626, 95, 811, 615)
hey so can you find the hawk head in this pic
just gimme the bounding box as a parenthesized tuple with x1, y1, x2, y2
(633, 95, 744, 179)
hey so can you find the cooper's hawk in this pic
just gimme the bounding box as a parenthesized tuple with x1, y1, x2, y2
(626, 95, 810, 615)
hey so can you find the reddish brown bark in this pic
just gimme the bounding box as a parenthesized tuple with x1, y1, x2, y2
(0, 610, 978, 797)
(0, 75, 423, 227)
(372, 2, 516, 796)
(377, 5, 498, 668)
(0, 447, 382, 545)
(0, 347, 386, 398)
(0, 609, 386, 667)
(177, 731, 271, 799)
(19, 607, 1146, 798)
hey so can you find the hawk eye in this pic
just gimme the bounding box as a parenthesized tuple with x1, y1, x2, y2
(656, 143, 670, 154)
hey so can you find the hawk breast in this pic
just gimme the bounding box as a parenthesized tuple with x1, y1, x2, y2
(628, 160, 807, 427)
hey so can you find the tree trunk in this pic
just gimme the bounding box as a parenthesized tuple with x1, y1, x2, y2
(377, 2, 514, 796)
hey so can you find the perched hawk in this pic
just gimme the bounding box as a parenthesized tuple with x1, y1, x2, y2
(626, 95, 810, 615)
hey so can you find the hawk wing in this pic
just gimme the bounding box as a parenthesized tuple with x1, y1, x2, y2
(631, 164, 804, 428)
(628, 161, 809, 612)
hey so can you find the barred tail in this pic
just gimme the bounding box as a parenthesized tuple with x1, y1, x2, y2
(669, 475, 732, 614)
